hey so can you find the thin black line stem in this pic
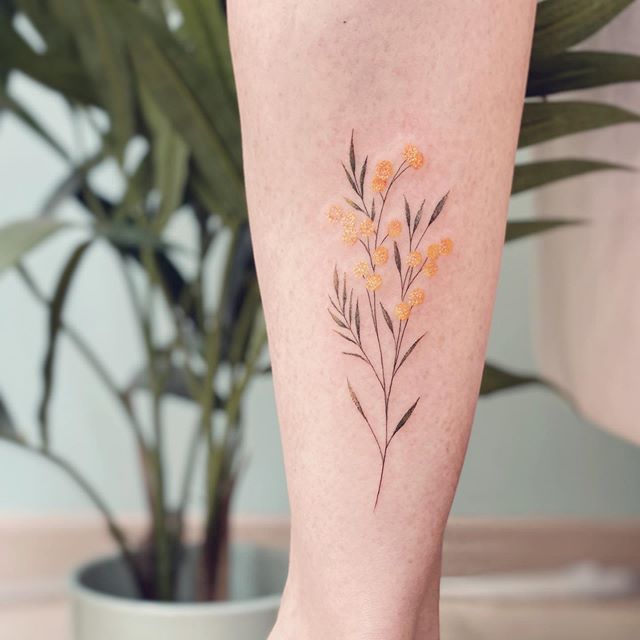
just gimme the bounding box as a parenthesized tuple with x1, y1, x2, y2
(374, 160, 408, 250)
(333, 291, 385, 391)
(363, 416, 384, 460)
(374, 452, 386, 509)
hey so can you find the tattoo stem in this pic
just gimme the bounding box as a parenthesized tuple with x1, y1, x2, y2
(374, 451, 387, 509)
(374, 160, 408, 250)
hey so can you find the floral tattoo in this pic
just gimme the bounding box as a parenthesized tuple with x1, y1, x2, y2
(326, 132, 454, 508)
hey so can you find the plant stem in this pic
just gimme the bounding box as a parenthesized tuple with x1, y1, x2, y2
(114, 258, 167, 548)
(177, 417, 204, 522)
(138, 248, 173, 601)
(199, 225, 244, 596)
(149, 381, 172, 600)
(18, 263, 158, 554)
(374, 160, 408, 249)
(17, 266, 147, 444)
(371, 291, 388, 441)
(3, 437, 143, 588)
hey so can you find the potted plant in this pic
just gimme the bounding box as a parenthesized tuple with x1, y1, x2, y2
(0, 0, 637, 638)
(1, 1, 285, 637)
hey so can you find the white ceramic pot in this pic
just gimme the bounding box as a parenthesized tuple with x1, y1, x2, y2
(70, 543, 288, 640)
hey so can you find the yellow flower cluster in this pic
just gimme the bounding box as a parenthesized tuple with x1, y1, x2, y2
(403, 144, 424, 169)
(372, 176, 386, 193)
(328, 204, 368, 246)
(407, 250, 422, 268)
(387, 219, 402, 238)
(407, 288, 425, 306)
(372, 159, 393, 193)
(373, 246, 388, 266)
(427, 243, 441, 260)
(342, 210, 358, 245)
(394, 301, 411, 320)
(327, 205, 344, 222)
(352, 245, 390, 292)
(343, 211, 356, 226)
(342, 230, 357, 245)
(353, 261, 369, 278)
(375, 160, 393, 180)
(423, 261, 438, 277)
(440, 237, 454, 255)
(366, 274, 382, 292)
(394, 287, 425, 321)
(360, 218, 375, 236)
(422, 237, 454, 278)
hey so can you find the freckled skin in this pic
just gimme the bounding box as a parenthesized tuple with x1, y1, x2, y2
(228, 0, 536, 637)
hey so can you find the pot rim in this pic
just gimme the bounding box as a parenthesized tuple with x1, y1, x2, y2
(70, 549, 283, 616)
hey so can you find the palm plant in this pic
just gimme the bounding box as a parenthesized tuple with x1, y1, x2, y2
(0, 0, 638, 601)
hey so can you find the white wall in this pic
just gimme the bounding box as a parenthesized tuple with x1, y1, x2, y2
(1, 74, 639, 519)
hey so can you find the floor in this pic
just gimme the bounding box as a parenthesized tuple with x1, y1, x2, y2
(1, 517, 639, 640)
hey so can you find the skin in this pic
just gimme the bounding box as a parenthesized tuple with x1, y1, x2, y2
(228, 1, 536, 638)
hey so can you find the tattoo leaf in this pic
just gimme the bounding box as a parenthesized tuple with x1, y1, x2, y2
(379, 302, 394, 336)
(344, 197, 364, 212)
(342, 164, 359, 194)
(393, 397, 421, 436)
(404, 196, 411, 229)
(329, 296, 343, 316)
(328, 309, 347, 329)
(355, 299, 361, 340)
(343, 351, 367, 363)
(348, 289, 353, 323)
(396, 332, 426, 372)
(349, 131, 356, 174)
(370, 197, 376, 222)
(334, 330, 357, 345)
(393, 241, 402, 275)
(428, 192, 449, 227)
(342, 274, 347, 311)
(413, 199, 426, 233)
(359, 156, 368, 195)
(333, 265, 339, 299)
(347, 379, 368, 421)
